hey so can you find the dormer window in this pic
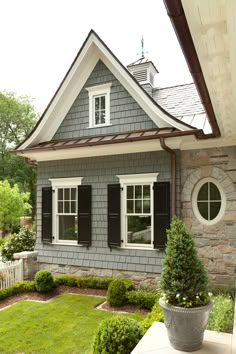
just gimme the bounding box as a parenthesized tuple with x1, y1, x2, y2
(86, 83, 112, 128)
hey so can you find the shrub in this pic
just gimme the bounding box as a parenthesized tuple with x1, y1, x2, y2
(77, 276, 114, 289)
(127, 290, 159, 310)
(160, 217, 210, 307)
(93, 316, 143, 354)
(207, 294, 234, 332)
(0, 281, 35, 300)
(107, 279, 133, 307)
(34, 270, 55, 293)
(1, 227, 36, 261)
(142, 303, 164, 332)
(55, 275, 78, 287)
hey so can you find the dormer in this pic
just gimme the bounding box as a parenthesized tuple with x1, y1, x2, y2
(127, 58, 159, 95)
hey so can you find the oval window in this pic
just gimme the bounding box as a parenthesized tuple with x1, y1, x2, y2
(192, 178, 225, 225)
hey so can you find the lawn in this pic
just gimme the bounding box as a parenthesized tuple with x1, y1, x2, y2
(0, 293, 143, 354)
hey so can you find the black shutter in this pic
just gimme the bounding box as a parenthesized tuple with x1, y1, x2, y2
(153, 182, 170, 249)
(42, 187, 53, 243)
(78, 185, 92, 247)
(108, 184, 121, 248)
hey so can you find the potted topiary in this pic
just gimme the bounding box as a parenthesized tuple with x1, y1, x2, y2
(159, 217, 212, 352)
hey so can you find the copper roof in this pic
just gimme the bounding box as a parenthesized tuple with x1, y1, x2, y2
(13, 127, 202, 154)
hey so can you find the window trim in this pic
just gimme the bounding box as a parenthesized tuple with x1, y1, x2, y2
(117, 173, 159, 249)
(86, 83, 112, 128)
(192, 177, 226, 226)
(49, 177, 83, 245)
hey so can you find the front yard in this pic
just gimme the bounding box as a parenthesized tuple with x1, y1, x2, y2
(0, 293, 142, 354)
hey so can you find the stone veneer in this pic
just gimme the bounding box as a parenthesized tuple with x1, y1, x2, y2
(38, 262, 160, 287)
(181, 146, 236, 287)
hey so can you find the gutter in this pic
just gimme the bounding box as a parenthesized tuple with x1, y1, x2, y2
(160, 138, 176, 216)
(163, 0, 221, 138)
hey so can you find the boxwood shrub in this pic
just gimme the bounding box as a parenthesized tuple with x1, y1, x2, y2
(127, 289, 159, 310)
(93, 316, 143, 354)
(0, 281, 35, 300)
(34, 270, 55, 293)
(142, 303, 164, 332)
(107, 278, 133, 307)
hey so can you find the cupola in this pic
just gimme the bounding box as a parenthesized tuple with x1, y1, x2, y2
(127, 57, 159, 87)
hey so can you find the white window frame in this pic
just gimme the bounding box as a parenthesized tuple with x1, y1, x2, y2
(86, 83, 112, 128)
(117, 173, 159, 249)
(192, 177, 226, 226)
(49, 177, 83, 245)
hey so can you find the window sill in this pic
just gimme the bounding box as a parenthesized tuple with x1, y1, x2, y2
(87, 124, 112, 129)
(121, 246, 154, 251)
(52, 242, 82, 247)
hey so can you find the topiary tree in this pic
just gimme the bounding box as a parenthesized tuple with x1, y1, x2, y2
(160, 217, 210, 308)
(93, 316, 143, 354)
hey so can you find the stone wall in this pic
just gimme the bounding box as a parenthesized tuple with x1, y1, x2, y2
(181, 146, 236, 287)
(38, 262, 160, 287)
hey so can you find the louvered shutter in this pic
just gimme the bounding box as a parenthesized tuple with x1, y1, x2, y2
(42, 187, 53, 243)
(153, 182, 170, 249)
(108, 184, 121, 248)
(78, 185, 92, 247)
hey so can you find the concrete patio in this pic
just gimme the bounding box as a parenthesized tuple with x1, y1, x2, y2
(132, 299, 236, 354)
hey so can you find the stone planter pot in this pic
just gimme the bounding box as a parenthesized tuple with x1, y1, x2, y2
(159, 298, 212, 352)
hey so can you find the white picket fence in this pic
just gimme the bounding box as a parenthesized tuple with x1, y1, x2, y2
(0, 259, 23, 289)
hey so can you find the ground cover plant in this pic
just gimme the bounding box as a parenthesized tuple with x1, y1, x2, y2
(0, 293, 142, 354)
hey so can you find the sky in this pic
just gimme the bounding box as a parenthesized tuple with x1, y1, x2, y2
(0, 0, 192, 114)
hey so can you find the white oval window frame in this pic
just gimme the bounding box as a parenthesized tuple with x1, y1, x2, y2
(192, 177, 226, 226)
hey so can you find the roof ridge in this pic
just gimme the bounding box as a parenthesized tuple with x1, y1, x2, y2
(153, 82, 195, 90)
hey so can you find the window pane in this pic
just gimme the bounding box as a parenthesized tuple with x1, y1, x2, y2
(95, 97, 99, 110)
(95, 111, 100, 125)
(64, 188, 70, 200)
(210, 202, 221, 220)
(135, 185, 142, 199)
(135, 200, 142, 213)
(59, 215, 77, 241)
(127, 200, 133, 213)
(71, 188, 76, 201)
(198, 183, 208, 201)
(210, 183, 221, 200)
(143, 185, 150, 199)
(58, 189, 63, 200)
(127, 186, 133, 199)
(143, 199, 150, 213)
(101, 96, 105, 109)
(101, 110, 106, 124)
(58, 201, 63, 213)
(127, 216, 151, 244)
(64, 201, 70, 213)
(198, 201, 208, 220)
(71, 201, 76, 214)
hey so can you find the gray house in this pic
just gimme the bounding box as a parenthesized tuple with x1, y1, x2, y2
(14, 25, 236, 287)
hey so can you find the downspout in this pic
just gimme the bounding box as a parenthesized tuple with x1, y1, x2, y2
(160, 137, 176, 217)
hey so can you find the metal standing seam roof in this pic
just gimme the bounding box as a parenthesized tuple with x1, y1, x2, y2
(13, 127, 202, 154)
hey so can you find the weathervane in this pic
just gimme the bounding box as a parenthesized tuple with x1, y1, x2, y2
(137, 35, 148, 58)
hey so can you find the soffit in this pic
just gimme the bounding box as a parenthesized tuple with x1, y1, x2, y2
(182, 0, 236, 138)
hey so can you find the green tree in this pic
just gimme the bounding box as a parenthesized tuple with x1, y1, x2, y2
(0, 92, 38, 216)
(0, 180, 31, 235)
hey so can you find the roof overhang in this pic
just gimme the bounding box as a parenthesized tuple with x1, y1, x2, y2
(164, 0, 236, 140)
(17, 30, 197, 151)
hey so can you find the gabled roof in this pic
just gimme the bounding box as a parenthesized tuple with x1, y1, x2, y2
(17, 30, 197, 151)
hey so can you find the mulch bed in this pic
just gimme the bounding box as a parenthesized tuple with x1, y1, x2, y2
(0, 286, 148, 315)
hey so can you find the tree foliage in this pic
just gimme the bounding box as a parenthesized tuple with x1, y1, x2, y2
(0, 92, 38, 216)
(160, 217, 209, 307)
(0, 180, 31, 234)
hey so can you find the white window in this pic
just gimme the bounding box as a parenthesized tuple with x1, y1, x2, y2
(49, 177, 83, 244)
(192, 177, 226, 225)
(117, 173, 159, 249)
(86, 83, 112, 128)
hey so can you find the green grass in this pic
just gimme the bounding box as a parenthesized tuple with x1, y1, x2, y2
(0, 294, 143, 354)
